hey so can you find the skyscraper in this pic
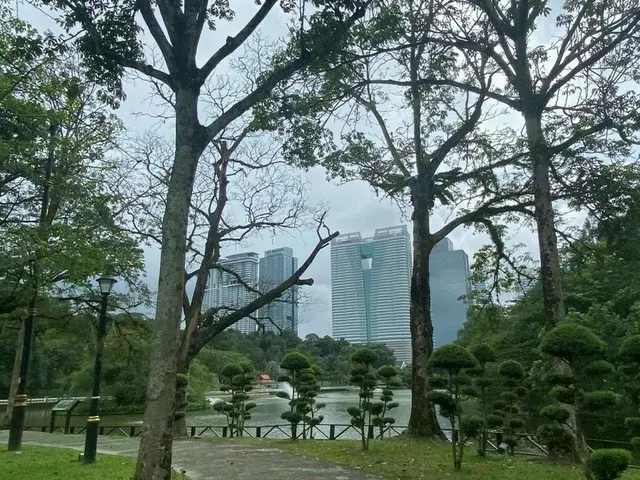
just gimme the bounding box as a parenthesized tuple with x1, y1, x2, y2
(203, 252, 260, 334)
(331, 225, 412, 363)
(259, 247, 299, 334)
(429, 238, 471, 348)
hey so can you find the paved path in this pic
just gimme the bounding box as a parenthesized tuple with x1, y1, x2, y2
(0, 431, 382, 480)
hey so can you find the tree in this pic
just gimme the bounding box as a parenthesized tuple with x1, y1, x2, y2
(36, 2, 374, 477)
(469, 343, 497, 456)
(371, 364, 400, 438)
(423, 0, 640, 330)
(538, 323, 615, 460)
(277, 351, 314, 439)
(214, 362, 256, 437)
(259, 0, 532, 437)
(427, 344, 480, 471)
(347, 347, 379, 450)
(0, 25, 146, 429)
(495, 360, 527, 455)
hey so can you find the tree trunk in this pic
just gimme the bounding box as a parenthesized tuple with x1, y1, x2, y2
(407, 200, 442, 437)
(2, 319, 25, 429)
(134, 91, 205, 480)
(525, 114, 566, 328)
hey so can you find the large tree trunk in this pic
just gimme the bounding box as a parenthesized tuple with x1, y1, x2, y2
(525, 114, 566, 328)
(408, 209, 442, 437)
(134, 91, 205, 480)
(2, 319, 25, 429)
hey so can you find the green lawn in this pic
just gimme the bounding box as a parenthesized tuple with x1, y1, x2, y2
(0, 445, 187, 480)
(224, 437, 640, 480)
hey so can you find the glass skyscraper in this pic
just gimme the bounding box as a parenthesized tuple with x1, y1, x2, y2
(429, 238, 471, 348)
(259, 247, 299, 334)
(203, 252, 260, 334)
(331, 225, 412, 363)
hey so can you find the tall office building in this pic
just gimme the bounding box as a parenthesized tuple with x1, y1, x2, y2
(429, 238, 471, 348)
(203, 252, 260, 334)
(259, 247, 299, 334)
(331, 225, 412, 363)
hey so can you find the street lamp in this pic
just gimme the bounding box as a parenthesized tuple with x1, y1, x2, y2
(82, 275, 117, 464)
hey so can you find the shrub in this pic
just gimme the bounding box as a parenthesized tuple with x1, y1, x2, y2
(585, 449, 632, 480)
(428, 344, 478, 470)
(584, 360, 615, 376)
(540, 405, 571, 423)
(540, 324, 606, 363)
(618, 335, 640, 363)
(582, 391, 618, 410)
(428, 344, 478, 372)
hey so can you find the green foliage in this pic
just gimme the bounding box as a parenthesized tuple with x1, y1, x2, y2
(536, 423, 576, 460)
(540, 324, 606, 363)
(582, 391, 618, 410)
(278, 352, 324, 439)
(428, 344, 478, 373)
(584, 361, 615, 376)
(619, 336, 640, 363)
(585, 449, 632, 480)
(550, 386, 575, 404)
(625, 417, 640, 437)
(214, 362, 255, 437)
(347, 349, 399, 449)
(544, 372, 575, 387)
(498, 360, 525, 380)
(540, 405, 571, 423)
(471, 344, 497, 366)
(461, 414, 483, 438)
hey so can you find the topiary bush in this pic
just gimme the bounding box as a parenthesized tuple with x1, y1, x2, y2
(469, 343, 497, 457)
(585, 449, 632, 480)
(278, 352, 316, 439)
(214, 362, 255, 437)
(538, 323, 613, 460)
(427, 344, 479, 471)
(348, 347, 379, 451)
(371, 364, 400, 438)
(493, 359, 527, 456)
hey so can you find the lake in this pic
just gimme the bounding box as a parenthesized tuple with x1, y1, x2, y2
(25, 389, 442, 433)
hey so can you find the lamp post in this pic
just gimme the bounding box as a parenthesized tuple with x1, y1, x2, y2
(82, 276, 117, 464)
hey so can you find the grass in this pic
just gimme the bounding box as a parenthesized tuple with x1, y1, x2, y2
(0, 445, 187, 480)
(222, 436, 640, 480)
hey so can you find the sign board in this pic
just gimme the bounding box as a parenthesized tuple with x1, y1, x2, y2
(52, 399, 79, 412)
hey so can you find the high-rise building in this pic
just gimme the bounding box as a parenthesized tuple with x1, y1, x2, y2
(331, 225, 412, 363)
(203, 252, 260, 334)
(429, 238, 471, 348)
(259, 247, 299, 334)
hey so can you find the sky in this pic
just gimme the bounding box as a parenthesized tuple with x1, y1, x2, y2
(20, 1, 543, 338)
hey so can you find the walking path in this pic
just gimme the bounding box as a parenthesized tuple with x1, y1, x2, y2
(0, 431, 383, 480)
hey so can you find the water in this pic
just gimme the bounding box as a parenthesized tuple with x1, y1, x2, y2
(25, 390, 415, 429)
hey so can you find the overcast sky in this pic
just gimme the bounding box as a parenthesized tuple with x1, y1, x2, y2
(22, 2, 543, 338)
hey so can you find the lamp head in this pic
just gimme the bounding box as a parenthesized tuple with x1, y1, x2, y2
(97, 276, 117, 295)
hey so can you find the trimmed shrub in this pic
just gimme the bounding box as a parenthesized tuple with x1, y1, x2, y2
(582, 391, 618, 410)
(585, 449, 632, 480)
(540, 324, 606, 363)
(540, 405, 571, 423)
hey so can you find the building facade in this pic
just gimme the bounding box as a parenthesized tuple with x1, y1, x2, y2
(259, 247, 299, 334)
(203, 252, 260, 334)
(429, 238, 471, 348)
(331, 225, 412, 363)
